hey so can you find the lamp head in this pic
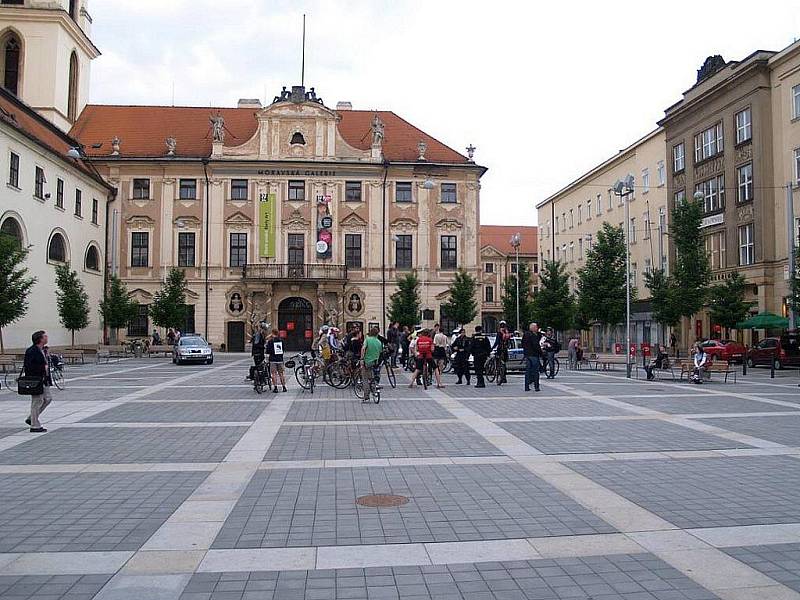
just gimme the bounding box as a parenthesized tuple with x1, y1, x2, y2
(613, 181, 625, 195)
(693, 191, 704, 202)
(623, 174, 635, 189)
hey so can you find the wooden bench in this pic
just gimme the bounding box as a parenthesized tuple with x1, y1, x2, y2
(680, 359, 736, 383)
(0, 354, 18, 373)
(96, 345, 128, 363)
(147, 344, 173, 358)
(635, 360, 677, 380)
(60, 349, 85, 364)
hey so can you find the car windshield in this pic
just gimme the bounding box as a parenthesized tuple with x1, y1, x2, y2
(180, 337, 207, 347)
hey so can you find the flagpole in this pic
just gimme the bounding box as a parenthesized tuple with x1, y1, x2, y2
(301, 14, 306, 87)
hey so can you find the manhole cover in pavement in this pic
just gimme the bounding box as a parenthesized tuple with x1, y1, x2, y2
(356, 494, 409, 508)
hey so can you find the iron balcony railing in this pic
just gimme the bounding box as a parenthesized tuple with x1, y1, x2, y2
(242, 263, 348, 281)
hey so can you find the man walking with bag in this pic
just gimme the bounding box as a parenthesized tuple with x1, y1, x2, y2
(523, 323, 543, 392)
(22, 330, 52, 433)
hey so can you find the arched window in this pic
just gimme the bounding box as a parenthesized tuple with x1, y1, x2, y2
(2, 32, 21, 96)
(67, 51, 78, 121)
(85, 245, 100, 271)
(0, 216, 23, 247)
(290, 132, 306, 145)
(48, 232, 67, 263)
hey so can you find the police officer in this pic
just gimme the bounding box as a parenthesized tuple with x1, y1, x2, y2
(492, 320, 511, 385)
(248, 322, 268, 381)
(470, 325, 491, 388)
(451, 328, 471, 385)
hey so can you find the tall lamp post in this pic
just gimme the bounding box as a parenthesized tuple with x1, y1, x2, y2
(510, 233, 521, 332)
(613, 175, 635, 378)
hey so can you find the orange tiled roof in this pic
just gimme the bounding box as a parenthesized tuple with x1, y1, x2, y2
(480, 225, 538, 255)
(70, 105, 469, 164)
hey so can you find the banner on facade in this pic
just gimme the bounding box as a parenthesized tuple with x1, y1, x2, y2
(259, 192, 276, 257)
(316, 193, 333, 259)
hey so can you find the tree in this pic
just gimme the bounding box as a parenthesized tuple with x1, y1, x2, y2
(55, 262, 90, 347)
(576, 222, 632, 350)
(149, 267, 189, 331)
(0, 234, 36, 352)
(500, 261, 535, 331)
(441, 269, 478, 327)
(99, 274, 138, 344)
(670, 194, 711, 318)
(790, 245, 800, 320)
(644, 268, 682, 329)
(531, 260, 575, 332)
(387, 273, 421, 328)
(708, 273, 750, 332)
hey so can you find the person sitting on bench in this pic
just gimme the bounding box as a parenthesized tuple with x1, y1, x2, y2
(644, 344, 669, 380)
(691, 344, 708, 384)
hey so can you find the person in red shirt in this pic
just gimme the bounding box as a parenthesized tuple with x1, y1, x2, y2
(409, 329, 443, 388)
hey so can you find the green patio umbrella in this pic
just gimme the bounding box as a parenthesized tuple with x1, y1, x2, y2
(735, 312, 789, 330)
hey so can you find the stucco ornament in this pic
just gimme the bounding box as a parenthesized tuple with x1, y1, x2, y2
(371, 114, 384, 147)
(165, 137, 177, 156)
(210, 113, 225, 143)
(466, 144, 476, 162)
(111, 136, 121, 156)
(417, 140, 427, 161)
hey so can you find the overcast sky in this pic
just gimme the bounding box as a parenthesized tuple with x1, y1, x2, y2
(88, 0, 800, 226)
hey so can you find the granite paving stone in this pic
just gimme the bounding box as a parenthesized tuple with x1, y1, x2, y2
(147, 386, 258, 401)
(720, 542, 800, 593)
(441, 385, 577, 399)
(211, 463, 615, 549)
(0, 426, 25, 439)
(458, 397, 634, 419)
(699, 414, 800, 446)
(285, 399, 452, 422)
(612, 394, 800, 415)
(82, 401, 267, 423)
(0, 574, 114, 599)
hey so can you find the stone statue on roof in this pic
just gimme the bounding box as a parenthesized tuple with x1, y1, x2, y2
(111, 136, 120, 156)
(210, 113, 225, 143)
(371, 114, 384, 148)
(165, 136, 177, 156)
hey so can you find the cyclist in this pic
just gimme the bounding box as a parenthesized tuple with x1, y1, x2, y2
(541, 327, 560, 379)
(361, 326, 384, 387)
(247, 321, 268, 381)
(470, 325, 491, 388)
(492, 321, 511, 385)
(432, 323, 449, 374)
(265, 329, 287, 393)
(451, 327, 471, 385)
(409, 329, 442, 388)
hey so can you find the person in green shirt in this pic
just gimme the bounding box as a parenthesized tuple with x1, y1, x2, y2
(361, 326, 384, 386)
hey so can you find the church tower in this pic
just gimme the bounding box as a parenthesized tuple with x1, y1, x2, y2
(0, 0, 99, 132)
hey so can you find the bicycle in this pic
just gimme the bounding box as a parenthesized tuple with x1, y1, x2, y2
(354, 361, 381, 404)
(4, 366, 22, 390)
(378, 350, 397, 389)
(540, 355, 561, 378)
(289, 353, 316, 394)
(253, 360, 272, 394)
(485, 354, 505, 384)
(48, 354, 65, 390)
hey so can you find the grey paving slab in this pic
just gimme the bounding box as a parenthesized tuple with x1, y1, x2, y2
(147, 386, 259, 401)
(0, 426, 249, 464)
(570, 455, 800, 529)
(82, 401, 268, 423)
(495, 419, 752, 454)
(264, 423, 504, 461)
(0, 388, 137, 402)
(721, 543, 800, 593)
(441, 383, 578, 398)
(615, 394, 800, 415)
(182, 553, 720, 599)
(0, 471, 207, 552)
(0, 574, 113, 599)
(284, 399, 452, 421)
(211, 463, 615, 549)
(459, 397, 635, 418)
(699, 415, 800, 447)
(0, 427, 25, 439)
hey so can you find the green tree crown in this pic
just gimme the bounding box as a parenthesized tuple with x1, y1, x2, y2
(149, 267, 189, 331)
(441, 269, 478, 327)
(55, 262, 90, 346)
(531, 260, 575, 333)
(500, 261, 535, 331)
(0, 234, 36, 352)
(387, 273, 421, 328)
(100, 274, 139, 331)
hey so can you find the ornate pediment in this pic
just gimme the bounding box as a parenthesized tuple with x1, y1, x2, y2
(390, 217, 418, 232)
(435, 218, 463, 232)
(174, 215, 201, 228)
(128, 288, 153, 301)
(340, 212, 368, 228)
(125, 215, 156, 228)
(225, 211, 253, 229)
(481, 245, 504, 258)
(184, 288, 200, 300)
(281, 208, 311, 229)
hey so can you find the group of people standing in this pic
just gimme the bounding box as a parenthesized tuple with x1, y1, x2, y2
(248, 322, 287, 392)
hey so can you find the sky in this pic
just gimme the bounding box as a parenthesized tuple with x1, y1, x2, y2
(87, 0, 800, 227)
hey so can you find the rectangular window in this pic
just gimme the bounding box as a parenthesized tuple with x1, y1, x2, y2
(738, 224, 754, 265)
(586, 198, 592, 220)
(485, 262, 494, 273)
(395, 234, 412, 269)
(56, 178, 64, 208)
(673, 143, 685, 173)
(128, 304, 149, 337)
(793, 84, 800, 119)
(630, 262, 637, 288)
(694, 122, 724, 163)
(735, 108, 752, 144)
(644, 257, 652, 275)
(577, 204, 582, 224)
(629, 217, 636, 243)
(596, 194, 602, 215)
(231, 179, 248, 200)
(287, 180, 305, 201)
(642, 168, 650, 192)
(396, 182, 412, 203)
(695, 175, 725, 213)
(569, 241, 574, 262)
(485, 285, 494, 303)
(344, 234, 362, 268)
(441, 235, 457, 269)
(287, 233, 304, 265)
(659, 206, 667, 234)
(91, 198, 98, 225)
(674, 189, 686, 205)
(607, 190, 613, 210)
(441, 183, 457, 203)
(562, 212, 567, 230)
(74, 188, 82, 217)
(569, 209, 574, 228)
(795, 148, 800, 182)
(34, 166, 45, 198)
(8, 151, 19, 187)
(179, 179, 197, 200)
(657, 160, 666, 186)
(578, 237, 583, 259)
(737, 163, 753, 203)
(554, 216, 559, 232)
(133, 178, 150, 199)
(345, 181, 362, 202)
(131, 232, 149, 267)
(643, 212, 651, 239)
(178, 232, 195, 267)
(229, 233, 248, 267)
(510, 262, 518, 274)
(705, 231, 727, 270)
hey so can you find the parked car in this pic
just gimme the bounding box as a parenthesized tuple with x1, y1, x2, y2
(466, 335, 526, 371)
(173, 335, 214, 365)
(746, 332, 800, 369)
(701, 339, 746, 363)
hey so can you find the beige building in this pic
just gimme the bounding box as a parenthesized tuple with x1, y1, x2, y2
(536, 128, 669, 348)
(71, 90, 485, 350)
(479, 225, 538, 333)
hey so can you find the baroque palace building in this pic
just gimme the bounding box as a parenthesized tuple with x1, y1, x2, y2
(71, 89, 485, 350)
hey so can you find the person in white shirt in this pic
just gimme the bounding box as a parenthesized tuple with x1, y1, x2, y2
(692, 343, 708, 384)
(432, 323, 449, 373)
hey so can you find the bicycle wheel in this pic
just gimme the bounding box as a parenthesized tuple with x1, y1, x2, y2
(385, 363, 397, 388)
(485, 357, 498, 383)
(294, 365, 311, 390)
(327, 363, 349, 389)
(254, 374, 265, 394)
(353, 372, 366, 400)
(496, 362, 507, 385)
(51, 368, 65, 390)
(422, 363, 429, 390)
(553, 358, 560, 376)
(373, 382, 381, 404)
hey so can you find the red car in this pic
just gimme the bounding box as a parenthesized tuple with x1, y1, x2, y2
(701, 339, 746, 363)
(747, 333, 800, 369)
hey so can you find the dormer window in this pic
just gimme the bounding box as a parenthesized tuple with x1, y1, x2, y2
(290, 132, 306, 145)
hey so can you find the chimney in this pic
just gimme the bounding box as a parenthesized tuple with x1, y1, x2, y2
(336, 101, 353, 111)
(237, 98, 262, 109)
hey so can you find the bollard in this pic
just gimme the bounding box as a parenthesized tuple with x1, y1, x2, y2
(770, 355, 775, 379)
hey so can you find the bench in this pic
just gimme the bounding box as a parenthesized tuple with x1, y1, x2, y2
(680, 359, 736, 383)
(0, 354, 18, 373)
(635, 360, 677, 380)
(60, 349, 85, 364)
(147, 344, 173, 358)
(96, 345, 128, 363)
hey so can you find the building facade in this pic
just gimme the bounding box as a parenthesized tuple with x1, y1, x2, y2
(71, 91, 484, 350)
(537, 128, 669, 349)
(479, 225, 538, 333)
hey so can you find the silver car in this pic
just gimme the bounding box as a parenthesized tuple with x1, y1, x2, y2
(465, 335, 526, 371)
(173, 336, 214, 365)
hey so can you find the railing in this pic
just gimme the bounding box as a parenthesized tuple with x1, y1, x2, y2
(242, 263, 348, 281)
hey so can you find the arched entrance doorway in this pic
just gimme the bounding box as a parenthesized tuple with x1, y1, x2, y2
(278, 297, 313, 351)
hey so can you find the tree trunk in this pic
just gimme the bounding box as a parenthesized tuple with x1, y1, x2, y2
(0, 327, 4, 353)
(71, 329, 75, 348)
(109, 327, 118, 345)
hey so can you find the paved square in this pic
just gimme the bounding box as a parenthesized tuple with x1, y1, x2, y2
(0, 471, 207, 552)
(285, 399, 452, 421)
(441, 384, 578, 398)
(721, 543, 800, 593)
(264, 423, 502, 460)
(612, 393, 800, 414)
(148, 385, 257, 400)
(495, 418, 751, 454)
(212, 463, 615, 548)
(82, 401, 268, 423)
(0, 575, 113, 600)
(0, 426, 25, 439)
(0, 426, 248, 464)
(699, 414, 800, 446)
(459, 397, 634, 418)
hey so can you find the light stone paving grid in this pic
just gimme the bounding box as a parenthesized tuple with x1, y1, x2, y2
(180, 553, 720, 600)
(147, 386, 265, 401)
(0, 427, 25, 439)
(81, 402, 268, 424)
(0, 389, 140, 402)
(610, 394, 800, 415)
(211, 464, 616, 549)
(569, 456, 800, 529)
(699, 415, 800, 447)
(495, 419, 754, 454)
(459, 397, 636, 419)
(284, 399, 453, 422)
(720, 543, 800, 593)
(0, 574, 114, 599)
(0, 471, 208, 552)
(263, 423, 504, 461)
(0, 426, 249, 464)
(441, 384, 579, 399)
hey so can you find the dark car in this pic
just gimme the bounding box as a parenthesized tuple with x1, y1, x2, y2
(172, 336, 214, 365)
(701, 339, 746, 363)
(746, 332, 800, 369)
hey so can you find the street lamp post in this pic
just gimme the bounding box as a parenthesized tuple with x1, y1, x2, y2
(613, 175, 635, 378)
(510, 233, 521, 332)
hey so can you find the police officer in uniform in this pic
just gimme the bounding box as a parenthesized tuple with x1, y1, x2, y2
(451, 328, 471, 385)
(470, 325, 491, 388)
